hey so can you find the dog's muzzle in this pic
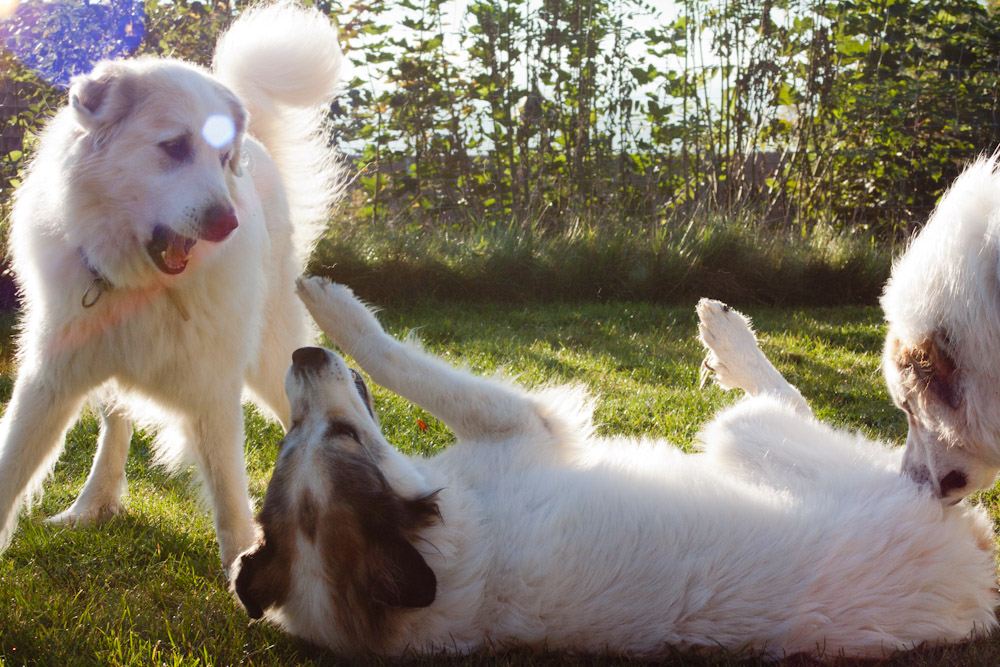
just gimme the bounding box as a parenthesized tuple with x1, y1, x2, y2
(146, 206, 239, 275)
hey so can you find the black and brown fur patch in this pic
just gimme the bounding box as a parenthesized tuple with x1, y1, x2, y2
(316, 430, 440, 652)
(232, 442, 304, 619)
(886, 332, 961, 410)
(234, 418, 441, 653)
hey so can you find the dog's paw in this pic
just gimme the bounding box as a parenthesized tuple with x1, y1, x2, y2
(47, 498, 124, 527)
(296, 275, 385, 356)
(295, 275, 336, 311)
(696, 298, 763, 391)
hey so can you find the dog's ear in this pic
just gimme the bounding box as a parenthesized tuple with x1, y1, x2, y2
(69, 62, 136, 137)
(216, 86, 248, 176)
(232, 539, 289, 619)
(893, 334, 961, 410)
(368, 530, 437, 609)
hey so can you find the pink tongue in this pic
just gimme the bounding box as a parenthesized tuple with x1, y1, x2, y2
(163, 238, 190, 270)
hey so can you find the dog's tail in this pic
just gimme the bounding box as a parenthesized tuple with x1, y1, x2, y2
(213, 0, 344, 267)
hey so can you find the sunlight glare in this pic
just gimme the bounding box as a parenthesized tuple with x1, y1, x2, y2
(201, 114, 236, 149)
(0, 0, 20, 20)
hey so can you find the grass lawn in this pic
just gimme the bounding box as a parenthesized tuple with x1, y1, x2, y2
(0, 301, 998, 666)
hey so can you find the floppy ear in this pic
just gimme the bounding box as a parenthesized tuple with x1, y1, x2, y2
(369, 531, 437, 609)
(232, 539, 289, 619)
(69, 62, 136, 137)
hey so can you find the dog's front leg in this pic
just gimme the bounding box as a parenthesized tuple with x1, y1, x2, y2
(297, 276, 548, 443)
(696, 299, 811, 416)
(185, 396, 256, 571)
(0, 367, 89, 553)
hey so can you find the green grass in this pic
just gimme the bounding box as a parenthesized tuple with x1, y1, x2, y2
(0, 301, 998, 666)
(309, 215, 891, 307)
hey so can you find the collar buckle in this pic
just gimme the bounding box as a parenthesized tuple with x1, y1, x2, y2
(81, 275, 112, 308)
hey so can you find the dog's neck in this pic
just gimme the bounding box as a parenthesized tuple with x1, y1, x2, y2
(77, 247, 191, 322)
(79, 247, 114, 309)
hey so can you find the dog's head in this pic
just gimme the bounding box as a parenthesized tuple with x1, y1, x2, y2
(64, 57, 247, 287)
(881, 156, 1000, 502)
(231, 347, 439, 653)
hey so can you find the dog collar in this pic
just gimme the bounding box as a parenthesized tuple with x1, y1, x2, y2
(79, 249, 114, 309)
(77, 248, 191, 322)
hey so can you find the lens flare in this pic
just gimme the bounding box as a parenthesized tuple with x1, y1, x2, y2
(0, 0, 19, 20)
(201, 114, 236, 149)
(0, 0, 146, 88)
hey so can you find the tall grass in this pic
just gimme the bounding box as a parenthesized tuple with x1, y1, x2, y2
(310, 213, 890, 307)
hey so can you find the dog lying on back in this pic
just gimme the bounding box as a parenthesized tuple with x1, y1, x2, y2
(232, 277, 998, 659)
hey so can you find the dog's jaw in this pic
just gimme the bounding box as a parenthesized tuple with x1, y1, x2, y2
(146, 224, 196, 275)
(145, 206, 239, 276)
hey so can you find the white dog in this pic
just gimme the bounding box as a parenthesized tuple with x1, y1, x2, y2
(230, 276, 998, 659)
(0, 1, 341, 567)
(882, 155, 1000, 501)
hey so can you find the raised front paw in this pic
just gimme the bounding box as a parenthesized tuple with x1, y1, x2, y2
(696, 298, 762, 391)
(295, 276, 384, 356)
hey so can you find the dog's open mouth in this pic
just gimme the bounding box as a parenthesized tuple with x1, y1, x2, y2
(147, 225, 196, 275)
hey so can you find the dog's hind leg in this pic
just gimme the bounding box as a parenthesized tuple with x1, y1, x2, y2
(696, 298, 810, 416)
(0, 368, 89, 553)
(244, 295, 315, 431)
(184, 396, 256, 571)
(245, 353, 292, 431)
(48, 400, 130, 527)
(296, 276, 549, 443)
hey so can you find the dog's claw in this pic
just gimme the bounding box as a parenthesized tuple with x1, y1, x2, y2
(699, 359, 715, 388)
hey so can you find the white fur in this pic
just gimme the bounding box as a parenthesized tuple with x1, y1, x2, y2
(234, 278, 998, 659)
(0, 1, 342, 567)
(881, 154, 1000, 500)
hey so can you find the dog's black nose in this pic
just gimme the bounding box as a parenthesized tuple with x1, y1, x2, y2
(938, 470, 968, 497)
(200, 204, 239, 242)
(292, 347, 329, 369)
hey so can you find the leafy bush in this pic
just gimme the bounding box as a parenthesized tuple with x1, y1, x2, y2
(2, 0, 998, 298)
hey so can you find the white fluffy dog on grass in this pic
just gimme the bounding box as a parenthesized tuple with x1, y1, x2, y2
(0, 2, 341, 568)
(230, 276, 998, 660)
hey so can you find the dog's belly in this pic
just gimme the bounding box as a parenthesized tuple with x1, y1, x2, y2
(451, 445, 988, 656)
(471, 463, 792, 651)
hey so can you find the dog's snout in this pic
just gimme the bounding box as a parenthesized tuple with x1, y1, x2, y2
(200, 204, 239, 242)
(292, 346, 329, 370)
(938, 469, 968, 497)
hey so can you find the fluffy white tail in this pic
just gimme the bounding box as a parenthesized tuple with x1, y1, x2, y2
(213, 0, 344, 267)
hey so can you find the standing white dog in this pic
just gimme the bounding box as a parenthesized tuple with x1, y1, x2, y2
(881, 155, 1000, 501)
(0, 1, 342, 567)
(230, 277, 998, 659)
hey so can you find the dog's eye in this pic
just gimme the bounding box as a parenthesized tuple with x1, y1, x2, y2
(220, 151, 231, 167)
(159, 136, 191, 162)
(326, 419, 360, 443)
(350, 369, 369, 400)
(350, 369, 376, 420)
